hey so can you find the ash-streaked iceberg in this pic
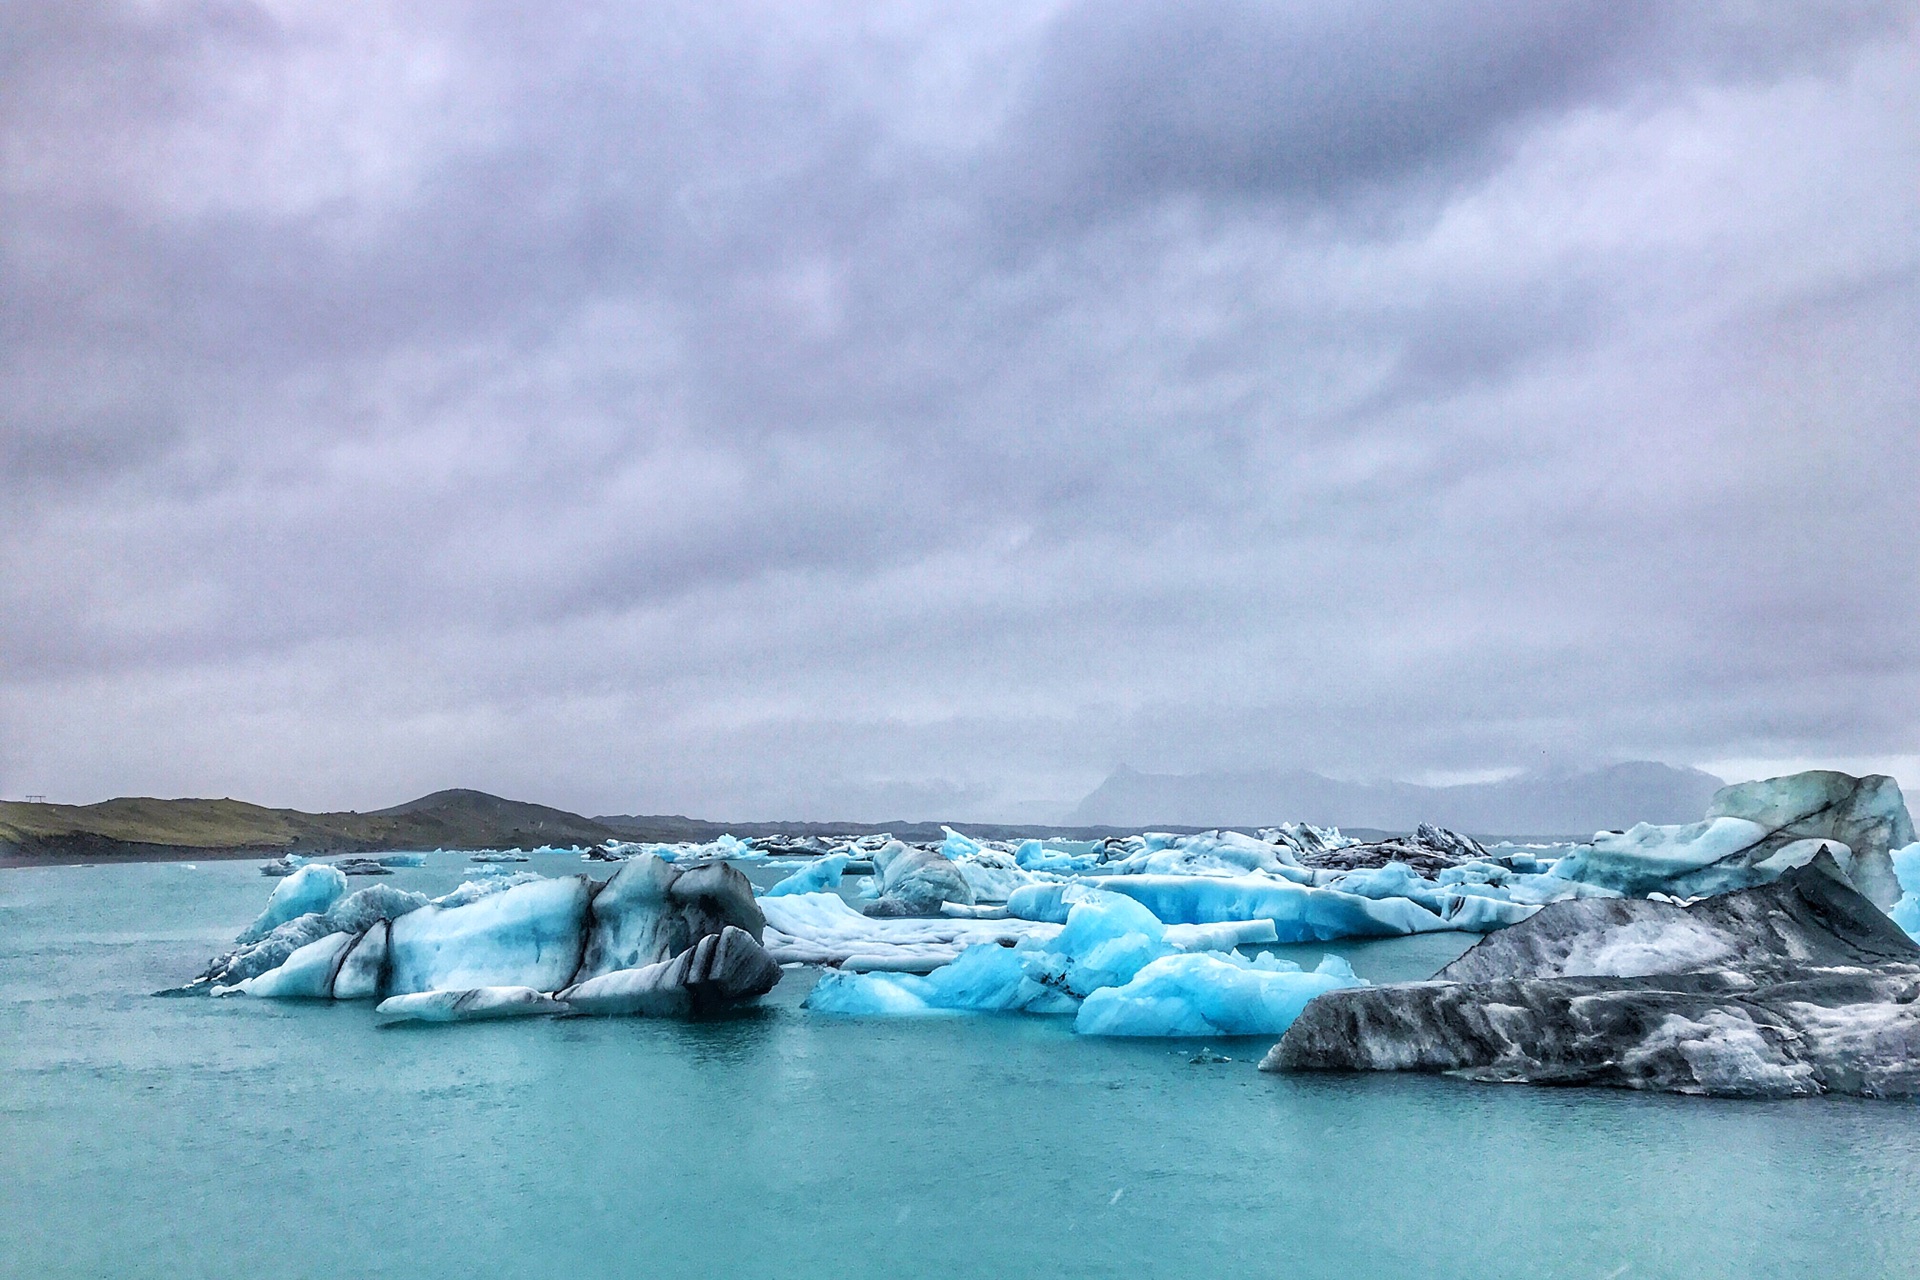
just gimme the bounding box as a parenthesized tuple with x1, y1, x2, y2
(376, 987, 570, 1024)
(1549, 771, 1911, 906)
(187, 854, 782, 1020)
(1264, 853, 1920, 1097)
(860, 840, 977, 916)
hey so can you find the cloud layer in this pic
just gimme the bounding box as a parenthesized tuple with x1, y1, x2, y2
(4, 1, 1917, 818)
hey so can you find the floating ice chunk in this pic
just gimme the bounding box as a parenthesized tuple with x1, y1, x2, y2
(331, 921, 390, 999)
(1438, 894, 1543, 931)
(1551, 818, 1774, 897)
(1103, 830, 1301, 878)
(1014, 838, 1103, 874)
(950, 848, 1037, 904)
(862, 840, 976, 916)
(1327, 862, 1452, 914)
(1551, 771, 1913, 907)
(237, 864, 348, 944)
(763, 853, 852, 897)
(387, 876, 592, 995)
(559, 925, 781, 1016)
(377, 854, 428, 868)
(575, 856, 764, 982)
(431, 872, 546, 909)
(1162, 919, 1281, 951)
(375, 987, 569, 1024)
(468, 851, 531, 864)
(761, 891, 1056, 971)
(1892, 841, 1920, 941)
(1892, 841, 1920, 897)
(1074, 953, 1367, 1038)
(808, 892, 1186, 1017)
(220, 931, 356, 998)
(323, 885, 429, 935)
(1036, 892, 1171, 995)
(1010, 874, 1451, 941)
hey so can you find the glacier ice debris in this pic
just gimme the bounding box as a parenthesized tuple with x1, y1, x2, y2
(173, 769, 1920, 1072)
(1547, 771, 1911, 907)
(1265, 851, 1920, 1097)
(184, 855, 781, 1021)
(805, 889, 1357, 1038)
(762, 852, 852, 897)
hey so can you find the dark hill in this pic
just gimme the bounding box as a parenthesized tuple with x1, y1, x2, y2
(0, 791, 617, 862)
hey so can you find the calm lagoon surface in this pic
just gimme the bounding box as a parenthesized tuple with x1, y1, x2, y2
(5, 855, 1920, 1280)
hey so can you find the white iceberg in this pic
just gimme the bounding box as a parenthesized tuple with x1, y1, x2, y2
(760, 891, 1058, 972)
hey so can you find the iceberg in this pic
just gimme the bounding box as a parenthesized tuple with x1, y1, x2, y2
(1101, 830, 1302, 878)
(1013, 838, 1103, 874)
(375, 987, 569, 1024)
(763, 853, 852, 897)
(1891, 841, 1920, 940)
(559, 925, 782, 1016)
(387, 875, 593, 995)
(187, 852, 783, 1018)
(1549, 771, 1911, 907)
(1265, 854, 1920, 1098)
(323, 884, 429, 935)
(1008, 873, 1465, 940)
(574, 856, 765, 981)
(217, 931, 356, 999)
(331, 920, 390, 999)
(237, 863, 347, 943)
(1075, 953, 1366, 1038)
(808, 890, 1348, 1039)
(761, 891, 1057, 971)
(861, 840, 976, 917)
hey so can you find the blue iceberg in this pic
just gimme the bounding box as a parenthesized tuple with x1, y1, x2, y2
(763, 853, 852, 897)
(1075, 953, 1366, 1038)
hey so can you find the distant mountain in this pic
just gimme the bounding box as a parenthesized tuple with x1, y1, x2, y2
(1065, 762, 1726, 838)
(0, 788, 618, 861)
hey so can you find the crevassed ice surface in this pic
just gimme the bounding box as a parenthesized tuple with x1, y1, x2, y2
(7, 855, 1920, 1280)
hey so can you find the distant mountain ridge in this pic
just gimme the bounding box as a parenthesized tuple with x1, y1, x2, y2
(0, 789, 618, 862)
(1, 764, 1725, 863)
(1065, 762, 1725, 837)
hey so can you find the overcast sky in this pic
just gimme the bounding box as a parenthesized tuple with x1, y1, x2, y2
(3, 1, 1917, 821)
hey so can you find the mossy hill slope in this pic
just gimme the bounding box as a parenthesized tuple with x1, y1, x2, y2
(0, 789, 618, 861)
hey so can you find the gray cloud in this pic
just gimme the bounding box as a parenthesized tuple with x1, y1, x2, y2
(2, 1, 1916, 817)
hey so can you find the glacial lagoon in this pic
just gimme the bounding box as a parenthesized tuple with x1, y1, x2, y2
(5, 853, 1920, 1280)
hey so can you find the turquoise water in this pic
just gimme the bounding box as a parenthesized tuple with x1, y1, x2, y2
(5, 856, 1920, 1280)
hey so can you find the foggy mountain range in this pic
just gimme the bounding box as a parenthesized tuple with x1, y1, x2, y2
(1065, 761, 1726, 837)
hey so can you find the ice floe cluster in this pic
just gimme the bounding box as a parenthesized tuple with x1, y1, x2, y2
(179, 770, 1920, 1063)
(174, 856, 782, 1023)
(804, 888, 1365, 1038)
